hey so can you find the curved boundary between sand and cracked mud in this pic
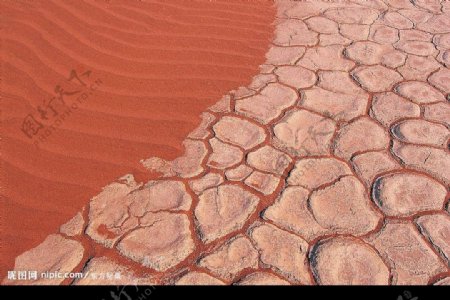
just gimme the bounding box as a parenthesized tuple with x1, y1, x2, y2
(4, 0, 450, 286)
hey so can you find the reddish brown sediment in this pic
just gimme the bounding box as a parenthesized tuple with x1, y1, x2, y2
(0, 0, 276, 277)
(2, 0, 450, 286)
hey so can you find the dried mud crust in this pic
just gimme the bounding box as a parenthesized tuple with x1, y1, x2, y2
(4, 0, 450, 285)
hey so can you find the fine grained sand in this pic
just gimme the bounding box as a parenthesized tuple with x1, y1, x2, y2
(0, 0, 275, 276)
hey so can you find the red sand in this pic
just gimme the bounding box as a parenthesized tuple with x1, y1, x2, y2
(0, 0, 275, 277)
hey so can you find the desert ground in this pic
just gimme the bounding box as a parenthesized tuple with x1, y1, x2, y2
(1, 0, 450, 285)
(0, 0, 274, 278)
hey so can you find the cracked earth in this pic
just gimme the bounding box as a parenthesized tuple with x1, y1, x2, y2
(4, 0, 450, 285)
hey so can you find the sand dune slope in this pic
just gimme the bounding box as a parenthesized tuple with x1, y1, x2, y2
(0, 0, 275, 277)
